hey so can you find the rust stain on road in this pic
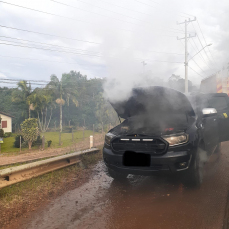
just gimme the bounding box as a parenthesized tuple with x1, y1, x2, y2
(19, 142, 229, 229)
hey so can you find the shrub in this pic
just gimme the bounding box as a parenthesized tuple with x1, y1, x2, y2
(4, 132, 12, 138)
(47, 140, 52, 147)
(0, 129, 4, 138)
(32, 135, 42, 147)
(95, 123, 103, 133)
(14, 135, 42, 148)
(21, 141, 28, 148)
(20, 118, 39, 149)
(62, 126, 73, 133)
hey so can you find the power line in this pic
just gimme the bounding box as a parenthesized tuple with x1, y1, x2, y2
(196, 20, 216, 62)
(50, 0, 184, 34)
(0, 24, 101, 45)
(177, 24, 209, 71)
(0, 54, 106, 68)
(95, 0, 162, 17)
(191, 22, 212, 62)
(189, 38, 209, 66)
(0, 36, 102, 55)
(0, 1, 183, 36)
(0, 41, 103, 58)
(179, 21, 213, 71)
(0, 35, 183, 56)
(0, 41, 183, 63)
(133, 0, 195, 18)
(191, 58, 206, 73)
(189, 66, 204, 77)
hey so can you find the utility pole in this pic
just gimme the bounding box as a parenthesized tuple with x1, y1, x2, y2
(177, 17, 196, 94)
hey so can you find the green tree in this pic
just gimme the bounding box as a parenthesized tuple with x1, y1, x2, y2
(12, 81, 33, 118)
(47, 74, 78, 132)
(20, 118, 39, 149)
(28, 88, 55, 132)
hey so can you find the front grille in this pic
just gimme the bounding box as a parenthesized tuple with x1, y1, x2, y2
(111, 137, 168, 155)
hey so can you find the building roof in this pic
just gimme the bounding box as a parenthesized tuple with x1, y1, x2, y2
(0, 111, 14, 118)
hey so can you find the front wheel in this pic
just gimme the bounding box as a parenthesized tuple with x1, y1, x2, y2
(182, 149, 204, 188)
(106, 168, 128, 180)
(214, 143, 221, 159)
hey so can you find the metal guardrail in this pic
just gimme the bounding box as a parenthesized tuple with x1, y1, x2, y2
(0, 148, 99, 189)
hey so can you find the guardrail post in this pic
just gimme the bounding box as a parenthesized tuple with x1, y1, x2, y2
(90, 135, 93, 149)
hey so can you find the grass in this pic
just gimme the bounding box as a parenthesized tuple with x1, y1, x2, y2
(0, 148, 102, 203)
(0, 149, 103, 227)
(43, 130, 93, 148)
(0, 130, 94, 154)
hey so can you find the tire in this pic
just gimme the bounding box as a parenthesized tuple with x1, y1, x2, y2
(182, 148, 204, 188)
(106, 168, 128, 180)
(214, 143, 221, 156)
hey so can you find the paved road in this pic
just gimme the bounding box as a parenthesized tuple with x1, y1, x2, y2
(22, 142, 229, 229)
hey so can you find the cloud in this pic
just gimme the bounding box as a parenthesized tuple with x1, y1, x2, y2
(0, 72, 7, 78)
(0, 0, 228, 93)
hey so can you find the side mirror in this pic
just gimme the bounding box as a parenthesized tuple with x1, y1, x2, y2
(202, 108, 217, 117)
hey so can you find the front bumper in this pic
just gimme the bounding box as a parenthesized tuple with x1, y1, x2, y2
(103, 147, 193, 176)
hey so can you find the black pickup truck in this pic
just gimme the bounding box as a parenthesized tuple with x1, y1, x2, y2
(103, 86, 229, 187)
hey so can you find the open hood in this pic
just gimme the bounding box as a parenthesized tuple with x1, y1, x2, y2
(110, 86, 195, 120)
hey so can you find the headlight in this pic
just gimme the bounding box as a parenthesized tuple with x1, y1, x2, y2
(162, 133, 189, 146)
(105, 132, 116, 145)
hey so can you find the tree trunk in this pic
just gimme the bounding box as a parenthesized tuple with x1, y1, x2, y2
(44, 107, 47, 131)
(60, 104, 62, 132)
(60, 82, 63, 133)
(45, 108, 53, 132)
(28, 141, 32, 150)
(37, 112, 42, 131)
(29, 107, 31, 119)
(41, 110, 44, 132)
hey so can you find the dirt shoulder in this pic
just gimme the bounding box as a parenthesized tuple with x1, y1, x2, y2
(0, 148, 103, 229)
(0, 136, 104, 167)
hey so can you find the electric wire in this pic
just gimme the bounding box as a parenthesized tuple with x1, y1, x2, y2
(0, 35, 102, 54)
(133, 0, 195, 18)
(0, 35, 184, 56)
(0, 54, 106, 69)
(189, 65, 204, 77)
(0, 24, 101, 45)
(0, 41, 104, 58)
(196, 20, 216, 62)
(191, 22, 212, 62)
(50, 0, 184, 33)
(0, 40, 183, 63)
(0, 1, 183, 35)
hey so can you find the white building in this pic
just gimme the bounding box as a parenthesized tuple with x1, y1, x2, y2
(0, 112, 13, 133)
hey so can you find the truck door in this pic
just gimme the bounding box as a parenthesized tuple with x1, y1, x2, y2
(197, 95, 219, 153)
(208, 94, 229, 142)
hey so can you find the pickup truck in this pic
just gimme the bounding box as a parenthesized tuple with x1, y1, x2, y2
(103, 86, 229, 187)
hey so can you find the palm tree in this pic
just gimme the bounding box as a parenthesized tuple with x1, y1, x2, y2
(12, 80, 33, 118)
(47, 75, 78, 132)
(27, 88, 55, 132)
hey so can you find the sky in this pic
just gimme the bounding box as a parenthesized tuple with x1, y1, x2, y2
(0, 0, 228, 94)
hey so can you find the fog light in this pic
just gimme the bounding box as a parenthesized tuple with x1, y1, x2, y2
(179, 162, 188, 168)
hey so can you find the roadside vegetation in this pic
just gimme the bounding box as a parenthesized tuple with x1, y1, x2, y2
(0, 130, 96, 155)
(0, 148, 103, 228)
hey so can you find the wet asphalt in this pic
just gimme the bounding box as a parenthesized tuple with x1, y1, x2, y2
(23, 142, 229, 229)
